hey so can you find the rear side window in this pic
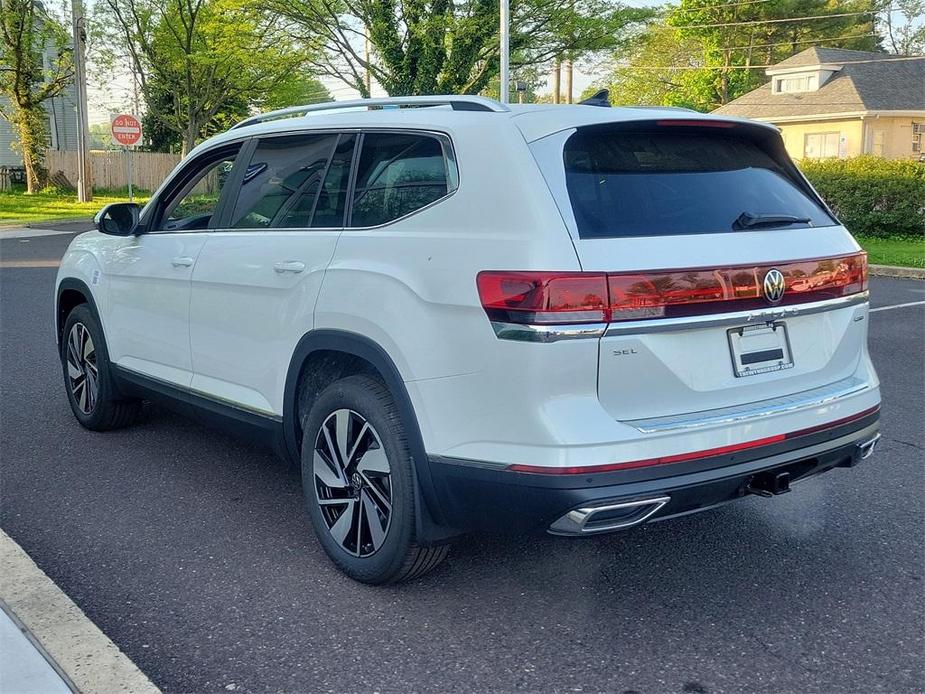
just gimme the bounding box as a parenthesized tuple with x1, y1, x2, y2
(563, 126, 834, 238)
(231, 133, 341, 229)
(350, 133, 456, 227)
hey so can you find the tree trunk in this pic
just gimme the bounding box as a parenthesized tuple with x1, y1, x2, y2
(181, 123, 199, 158)
(565, 59, 573, 104)
(11, 105, 48, 193)
(553, 57, 561, 104)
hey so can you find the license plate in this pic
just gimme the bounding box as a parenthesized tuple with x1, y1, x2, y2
(727, 322, 793, 377)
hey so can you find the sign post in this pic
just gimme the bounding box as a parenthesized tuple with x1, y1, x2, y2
(110, 113, 143, 201)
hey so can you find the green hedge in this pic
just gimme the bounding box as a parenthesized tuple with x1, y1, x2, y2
(797, 156, 925, 239)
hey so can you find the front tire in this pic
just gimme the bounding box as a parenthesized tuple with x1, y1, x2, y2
(61, 304, 140, 431)
(301, 375, 448, 584)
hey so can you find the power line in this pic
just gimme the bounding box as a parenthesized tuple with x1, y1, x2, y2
(619, 55, 925, 70)
(673, 9, 881, 29)
(720, 32, 878, 52)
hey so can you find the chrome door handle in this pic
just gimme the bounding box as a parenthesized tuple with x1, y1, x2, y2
(171, 256, 194, 268)
(273, 261, 306, 274)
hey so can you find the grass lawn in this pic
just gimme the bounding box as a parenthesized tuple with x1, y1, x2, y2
(856, 236, 925, 269)
(0, 188, 149, 225)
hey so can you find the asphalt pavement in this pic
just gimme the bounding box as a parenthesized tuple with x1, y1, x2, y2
(1, 230, 923, 694)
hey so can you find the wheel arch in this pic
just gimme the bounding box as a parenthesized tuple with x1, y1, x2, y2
(284, 330, 455, 541)
(56, 278, 104, 348)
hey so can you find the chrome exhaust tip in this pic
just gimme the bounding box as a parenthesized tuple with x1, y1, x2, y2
(857, 432, 881, 461)
(548, 496, 670, 536)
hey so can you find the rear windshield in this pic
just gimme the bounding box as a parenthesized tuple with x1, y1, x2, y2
(563, 126, 834, 238)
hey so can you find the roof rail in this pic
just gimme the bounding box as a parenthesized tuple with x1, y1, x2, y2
(232, 95, 509, 130)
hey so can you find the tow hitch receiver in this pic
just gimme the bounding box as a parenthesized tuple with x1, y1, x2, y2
(746, 470, 791, 498)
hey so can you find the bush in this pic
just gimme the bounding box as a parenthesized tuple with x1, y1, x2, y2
(798, 156, 925, 239)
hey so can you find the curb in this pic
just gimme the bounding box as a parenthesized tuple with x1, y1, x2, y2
(870, 264, 925, 280)
(0, 530, 160, 694)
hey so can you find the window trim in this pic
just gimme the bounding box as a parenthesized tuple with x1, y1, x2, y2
(346, 131, 458, 230)
(227, 131, 343, 231)
(141, 142, 249, 235)
(185, 127, 460, 234)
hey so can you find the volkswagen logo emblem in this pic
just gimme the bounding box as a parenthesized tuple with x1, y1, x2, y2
(763, 268, 786, 303)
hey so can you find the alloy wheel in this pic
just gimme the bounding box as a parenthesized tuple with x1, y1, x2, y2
(66, 322, 98, 415)
(313, 409, 393, 557)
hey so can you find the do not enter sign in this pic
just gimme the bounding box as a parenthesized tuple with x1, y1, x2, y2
(111, 113, 142, 147)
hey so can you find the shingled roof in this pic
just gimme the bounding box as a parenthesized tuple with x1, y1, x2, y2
(714, 48, 925, 119)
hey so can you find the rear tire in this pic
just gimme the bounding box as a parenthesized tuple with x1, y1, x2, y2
(61, 304, 141, 431)
(301, 374, 448, 584)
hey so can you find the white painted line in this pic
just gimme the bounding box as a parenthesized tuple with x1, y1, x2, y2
(0, 228, 73, 239)
(870, 301, 925, 313)
(0, 531, 160, 694)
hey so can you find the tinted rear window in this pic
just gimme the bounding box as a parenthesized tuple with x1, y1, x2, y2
(563, 127, 834, 238)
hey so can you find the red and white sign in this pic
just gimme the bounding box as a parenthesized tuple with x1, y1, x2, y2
(110, 113, 142, 147)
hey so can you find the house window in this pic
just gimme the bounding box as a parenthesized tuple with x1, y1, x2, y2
(775, 74, 817, 94)
(913, 122, 922, 153)
(804, 132, 841, 159)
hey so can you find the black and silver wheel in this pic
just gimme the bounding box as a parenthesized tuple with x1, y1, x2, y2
(61, 304, 140, 430)
(313, 408, 393, 557)
(66, 322, 98, 414)
(301, 374, 448, 584)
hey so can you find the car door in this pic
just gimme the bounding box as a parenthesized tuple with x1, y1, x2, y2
(104, 144, 243, 387)
(187, 132, 355, 415)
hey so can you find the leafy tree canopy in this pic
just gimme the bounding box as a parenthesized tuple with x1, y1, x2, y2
(97, 0, 320, 154)
(269, 0, 652, 96)
(591, 0, 882, 111)
(0, 0, 74, 191)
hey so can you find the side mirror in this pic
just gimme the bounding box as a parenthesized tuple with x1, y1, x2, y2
(95, 202, 140, 236)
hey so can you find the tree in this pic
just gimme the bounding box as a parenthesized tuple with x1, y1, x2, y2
(269, 0, 650, 97)
(0, 0, 74, 192)
(98, 0, 317, 155)
(595, 0, 882, 111)
(882, 0, 925, 55)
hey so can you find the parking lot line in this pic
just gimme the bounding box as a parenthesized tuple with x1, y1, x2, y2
(870, 300, 925, 313)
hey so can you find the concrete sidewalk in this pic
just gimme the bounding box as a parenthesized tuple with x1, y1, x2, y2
(0, 531, 159, 694)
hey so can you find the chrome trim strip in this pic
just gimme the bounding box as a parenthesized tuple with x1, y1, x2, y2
(604, 292, 868, 336)
(626, 376, 870, 434)
(490, 321, 607, 343)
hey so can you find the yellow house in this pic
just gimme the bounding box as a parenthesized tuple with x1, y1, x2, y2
(714, 48, 924, 160)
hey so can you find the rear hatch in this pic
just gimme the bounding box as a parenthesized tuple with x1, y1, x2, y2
(550, 118, 868, 422)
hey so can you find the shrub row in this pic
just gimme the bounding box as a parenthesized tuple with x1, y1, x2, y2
(798, 156, 925, 239)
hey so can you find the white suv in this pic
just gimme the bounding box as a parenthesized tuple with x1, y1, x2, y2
(56, 95, 881, 584)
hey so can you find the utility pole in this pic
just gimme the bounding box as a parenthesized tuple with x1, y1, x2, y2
(71, 0, 92, 202)
(499, 0, 510, 103)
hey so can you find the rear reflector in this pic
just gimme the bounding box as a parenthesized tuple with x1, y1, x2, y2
(506, 405, 880, 475)
(478, 252, 867, 325)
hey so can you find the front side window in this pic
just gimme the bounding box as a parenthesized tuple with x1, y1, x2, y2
(563, 125, 834, 238)
(230, 134, 338, 229)
(155, 148, 239, 231)
(350, 133, 454, 227)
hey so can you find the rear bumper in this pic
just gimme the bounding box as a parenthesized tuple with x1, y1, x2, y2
(426, 410, 880, 536)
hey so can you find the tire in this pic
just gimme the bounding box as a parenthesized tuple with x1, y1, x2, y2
(61, 304, 141, 431)
(301, 374, 449, 584)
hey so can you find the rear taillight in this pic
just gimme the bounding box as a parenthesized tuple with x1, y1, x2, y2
(476, 272, 610, 324)
(477, 253, 867, 326)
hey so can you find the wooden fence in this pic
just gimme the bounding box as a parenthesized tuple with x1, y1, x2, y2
(45, 151, 181, 192)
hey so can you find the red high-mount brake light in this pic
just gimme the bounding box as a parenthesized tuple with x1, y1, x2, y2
(478, 253, 868, 326)
(476, 272, 610, 324)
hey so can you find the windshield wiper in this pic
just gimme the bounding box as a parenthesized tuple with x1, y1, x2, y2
(734, 212, 812, 230)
